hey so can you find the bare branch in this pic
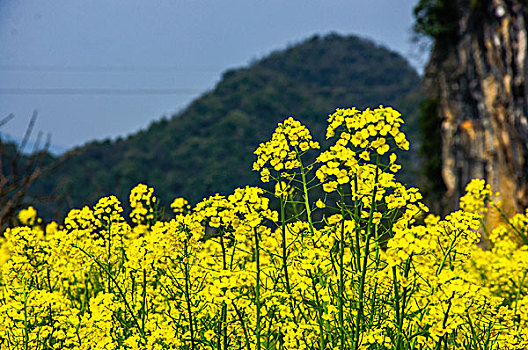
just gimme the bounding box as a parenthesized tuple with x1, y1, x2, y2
(0, 114, 14, 128)
(0, 112, 65, 233)
(19, 110, 38, 153)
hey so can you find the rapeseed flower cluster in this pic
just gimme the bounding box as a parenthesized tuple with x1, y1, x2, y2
(129, 184, 158, 225)
(253, 117, 320, 183)
(0, 106, 527, 350)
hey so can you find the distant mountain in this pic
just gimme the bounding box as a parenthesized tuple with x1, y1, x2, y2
(30, 33, 422, 218)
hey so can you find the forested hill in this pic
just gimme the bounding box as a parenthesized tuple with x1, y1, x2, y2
(31, 33, 422, 217)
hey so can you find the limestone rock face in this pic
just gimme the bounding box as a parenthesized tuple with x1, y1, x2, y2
(423, 0, 528, 215)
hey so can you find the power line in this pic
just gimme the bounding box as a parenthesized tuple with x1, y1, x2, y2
(0, 88, 205, 96)
(0, 65, 223, 73)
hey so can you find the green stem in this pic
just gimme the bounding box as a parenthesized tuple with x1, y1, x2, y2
(141, 268, 147, 336)
(277, 184, 299, 326)
(355, 226, 372, 346)
(23, 277, 29, 350)
(217, 304, 227, 350)
(183, 242, 196, 350)
(107, 220, 112, 293)
(354, 156, 379, 349)
(220, 235, 227, 271)
(338, 189, 346, 350)
(436, 232, 459, 276)
(280, 192, 292, 295)
(392, 267, 402, 350)
(75, 245, 146, 340)
(219, 236, 228, 350)
(233, 303, 251, 350)
(393, 255, 412, 350)
(368, 282, 378, 326)
(491, 202, 528, 244)
(435, 293, 454, 350)
(309, 270, 325, 350)
(254, 228, 262, 350)
(223, 306, 228, 350)
(354, 182, 361, 274)
(514, 270, 527, 316)
(298, 156, 315, 235)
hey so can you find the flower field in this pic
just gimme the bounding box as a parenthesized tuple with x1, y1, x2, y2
(1, 106, 527, 349)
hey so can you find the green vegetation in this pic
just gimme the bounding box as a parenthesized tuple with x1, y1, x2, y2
(29, 33, 422, 219)
(413, 0, 459, 44)
(417, 98, 446, 210)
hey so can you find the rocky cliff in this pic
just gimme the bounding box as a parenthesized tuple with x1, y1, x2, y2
(422, 0, 528, 215)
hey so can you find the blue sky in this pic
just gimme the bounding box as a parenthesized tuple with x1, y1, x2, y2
(0, 0, 426, 153)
